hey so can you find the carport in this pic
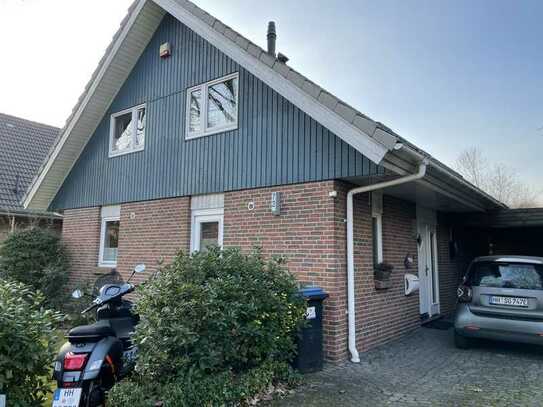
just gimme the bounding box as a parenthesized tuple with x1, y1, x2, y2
(451, 208, 543, 260)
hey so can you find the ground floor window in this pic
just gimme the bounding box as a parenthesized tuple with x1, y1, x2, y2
(190, 194, 224, 252)
(372, 215, 383, 264)
(372, 191, 384, 265)
(99, 205, 120, 267)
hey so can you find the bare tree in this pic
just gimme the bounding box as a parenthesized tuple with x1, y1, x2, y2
(454, 147, 541, 208)
(455, 148, 487, 190)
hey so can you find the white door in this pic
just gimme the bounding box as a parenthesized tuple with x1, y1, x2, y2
(417, 207, 440, 317)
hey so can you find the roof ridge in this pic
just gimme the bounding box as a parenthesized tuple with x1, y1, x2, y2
(0, 111, 59, 131)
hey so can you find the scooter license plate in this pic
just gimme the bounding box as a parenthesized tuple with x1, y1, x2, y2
(52, 388, 82, 407)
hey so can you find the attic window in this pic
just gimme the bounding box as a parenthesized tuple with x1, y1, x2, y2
(109, 104, 146, 157)
(186, 72, 239, 139)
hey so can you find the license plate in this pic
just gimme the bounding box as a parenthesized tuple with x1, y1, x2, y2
(123, 346, 138, 364)
(52, 388, 82, 407)
(490, 296, 528, 307)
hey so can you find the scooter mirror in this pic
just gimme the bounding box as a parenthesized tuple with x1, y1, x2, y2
(134, 264, 146, 273)
(72, 289, 83, 299)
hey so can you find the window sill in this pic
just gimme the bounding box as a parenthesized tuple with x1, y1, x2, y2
(185, 125, 237, 140)
(98, 262, 117, 269)
(108, 145, 144, 158)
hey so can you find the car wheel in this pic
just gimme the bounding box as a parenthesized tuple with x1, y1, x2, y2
(454, 331, 471, 349)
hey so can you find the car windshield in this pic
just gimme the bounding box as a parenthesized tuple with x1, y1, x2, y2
(467, 262, 543, 290)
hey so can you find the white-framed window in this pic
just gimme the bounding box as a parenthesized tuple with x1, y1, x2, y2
(185, 72, 239, 140)
(190, 194, 225, 252)
(190, 208, 224, 252)
(109, 103, 146, 157)
(99, 205, 120, 267)
(372, 191, 383, 265)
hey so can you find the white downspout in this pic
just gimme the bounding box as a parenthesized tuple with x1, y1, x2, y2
(347, 158, 428, 363)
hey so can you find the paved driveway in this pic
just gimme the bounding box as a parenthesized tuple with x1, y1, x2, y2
(271, 327, 543, 406)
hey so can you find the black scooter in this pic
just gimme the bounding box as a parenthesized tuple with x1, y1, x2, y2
(51, 264, 146, 407)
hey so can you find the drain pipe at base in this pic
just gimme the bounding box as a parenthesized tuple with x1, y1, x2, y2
(347, 159, 428, 363)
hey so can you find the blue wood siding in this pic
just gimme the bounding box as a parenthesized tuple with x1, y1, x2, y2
(51, 14, 383, 210)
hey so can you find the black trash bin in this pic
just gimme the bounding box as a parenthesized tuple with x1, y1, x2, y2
(293, 286, 328, 373)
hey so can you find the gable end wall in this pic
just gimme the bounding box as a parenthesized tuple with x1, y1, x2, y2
(51, 13, 382, 211)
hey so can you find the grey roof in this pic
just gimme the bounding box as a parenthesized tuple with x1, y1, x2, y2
(167, 0, 505, 209)
(0, 112, 59, 210)
(23, 0, 505, 211)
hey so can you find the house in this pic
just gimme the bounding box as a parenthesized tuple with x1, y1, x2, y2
(0, 112, 62, 243)
(22, 0, 543, 363)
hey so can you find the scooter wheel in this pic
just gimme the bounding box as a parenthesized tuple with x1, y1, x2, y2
(85, 380, 106, 407)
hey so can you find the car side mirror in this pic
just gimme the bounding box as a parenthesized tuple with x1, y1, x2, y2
(72, 289, 83, 299)
(134, 264, 146, 273)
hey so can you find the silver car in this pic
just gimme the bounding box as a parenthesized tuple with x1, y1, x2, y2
(454, 255, 543, 349)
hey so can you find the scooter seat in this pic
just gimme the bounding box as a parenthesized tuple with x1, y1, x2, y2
(68, 320, 116, 342)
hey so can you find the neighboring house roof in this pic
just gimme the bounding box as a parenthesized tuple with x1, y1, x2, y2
(23, 0, 506, 211)
(0, 112, 59, 213)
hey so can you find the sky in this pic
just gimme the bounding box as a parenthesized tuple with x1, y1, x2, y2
(0, 0, 541, 201)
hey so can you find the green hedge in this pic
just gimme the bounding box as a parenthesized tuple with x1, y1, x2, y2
(0, 228, 69, 310)
(108, 247, 306, 406)
(0, 279, 62, 406)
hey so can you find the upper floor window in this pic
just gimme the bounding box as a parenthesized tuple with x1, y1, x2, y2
(186, 73, 239, 139)
(109, 104, 146, 157)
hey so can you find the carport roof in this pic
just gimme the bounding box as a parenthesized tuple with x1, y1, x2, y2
(453, 208, 543, 228)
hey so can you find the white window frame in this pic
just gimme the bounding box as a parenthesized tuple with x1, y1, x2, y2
(98, 206, 120, 268)
(372, 191, 384, 264)
(109, 103, 146, 158)
(372, 214, 383, 264)
(190, 208, 224, 252)
(185, 72, 239, 140)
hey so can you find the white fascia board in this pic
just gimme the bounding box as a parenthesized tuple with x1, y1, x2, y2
(23, 0, 148, 209)
(154, 0, 389, 164)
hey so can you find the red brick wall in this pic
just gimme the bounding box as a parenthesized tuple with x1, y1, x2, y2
(437, 224, 457, 316)
(223, 181, 349, 361)
(436, 220, 475, 316)
(348, 190, 421, 352)
(62, 207, 106, 285)
(62, 198, 191, 287)
(116, 197, 191, 283)
(61, 182, 465, 362)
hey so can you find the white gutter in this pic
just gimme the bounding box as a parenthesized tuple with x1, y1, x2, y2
(347, 156, 428, 363)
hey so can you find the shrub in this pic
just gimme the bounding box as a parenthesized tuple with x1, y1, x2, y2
(0, 279, 63, 406)
(108, 360, 301, 407)
(0, 228, 69, 309)
(108, 247, 306, 405)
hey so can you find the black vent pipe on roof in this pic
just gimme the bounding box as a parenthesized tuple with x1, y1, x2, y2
(267, 21, 276, 56)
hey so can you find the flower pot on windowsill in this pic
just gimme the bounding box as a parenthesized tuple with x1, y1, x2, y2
(374, 262, 394, 290)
